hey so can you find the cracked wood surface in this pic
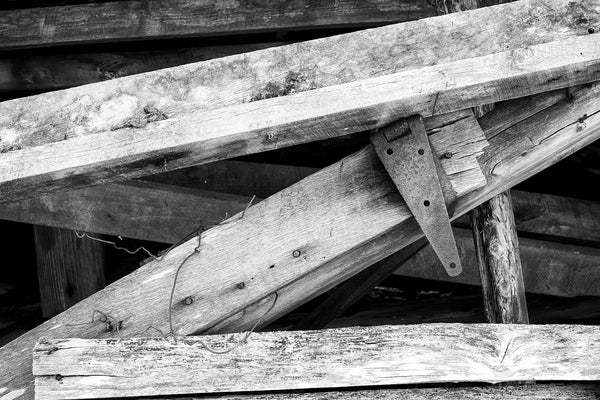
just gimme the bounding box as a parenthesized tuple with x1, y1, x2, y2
(32, 324, 600, 399)
(2, 83, 600, 400)
(0, 0, 437, 50)
(0, 0, 597, 152)
(1, 32, 600, 202)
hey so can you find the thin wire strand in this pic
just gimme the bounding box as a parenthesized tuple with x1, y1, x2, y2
(73, 231, 161, 260)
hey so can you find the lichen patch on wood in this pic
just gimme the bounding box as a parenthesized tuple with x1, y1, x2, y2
(249, 71, 316, 102)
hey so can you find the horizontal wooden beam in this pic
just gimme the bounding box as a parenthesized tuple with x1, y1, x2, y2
(0, 0, 437, 50)
(394, 228, 600, 297)
(61, 384, 600, 400)
(0, 180, 253, 244)
(2, 33, 600, 202)
(1, 0, 596, 157)
(3, 84, 600, 400)
(0, 44, 282, 92)
(33, 323, 600, 399)
(321, 294, 600, 329)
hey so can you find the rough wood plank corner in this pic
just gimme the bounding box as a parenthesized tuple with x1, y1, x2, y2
(32, 323, 600, 399)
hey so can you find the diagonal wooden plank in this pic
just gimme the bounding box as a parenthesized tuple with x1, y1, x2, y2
(291, 238, 428, 331)
(1, 0, 596, 153)
(0, 0, 437, 50)
(33, 324, 600, 399)
(1, 33, 600, 202)
(2, 84, 600, 400)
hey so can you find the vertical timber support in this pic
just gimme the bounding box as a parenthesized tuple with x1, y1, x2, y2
(470, 190, 529, 323)
(448, 0, 528, 324)
(34, 226, 106, 318)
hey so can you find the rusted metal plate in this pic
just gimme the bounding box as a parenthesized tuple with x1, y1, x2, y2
(371, 115, 462, 277)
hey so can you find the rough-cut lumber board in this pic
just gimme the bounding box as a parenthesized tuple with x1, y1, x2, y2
(0, 0, 437, 50)
(2, 185, 597, 298)
(2, 34, 600, 202)
(322, 295, 600, 329)
(0, 44, 282, 91)
(3, 158, 600, 247)
(3, 84, 600, 400)
(202, 83, 600, 335)
(396, 228, 600, 297)
(292, 238, 428, 330)
(471, 192, 529, 324)
(508, 190, 600, 246)
(147, 161, 318, 199)
(34, 226, 106, 318)
(33, 323, 600, 399)
(1, 0, 596, 152)
(37, 384, 600, 400)
(1, 181, 254, 244)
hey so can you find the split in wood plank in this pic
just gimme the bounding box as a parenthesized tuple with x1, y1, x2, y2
(0, 0, 438, 50)
(3, 81, 600, 400)
(2, 33, 600, 202)
(1, 0, 597, 156)
(33, 323, 600, 399)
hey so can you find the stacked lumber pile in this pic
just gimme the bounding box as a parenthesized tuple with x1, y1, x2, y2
(0, 0, 599, 399)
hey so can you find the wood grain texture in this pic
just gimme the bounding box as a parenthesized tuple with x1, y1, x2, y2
(292, 238, 428, 330)
(509, 190, 600, 246)
(396, 228, 600, 297)
(33, 324, 600, 399)
(3, 85, 600, 400)
(322, 294, 600, 329)
(471, 192, 529, 324)
(2, 158, 600, 248)
(147, 161, 317, 199)
(39, 384, 600, 400)
(0, 0, 437, 50)
(1, 181, 254, 244)
(3, 33, 599, 202)
(0, 0, 596, 153)
(0, 44, 282, 91)
(34, 226, 106, 318)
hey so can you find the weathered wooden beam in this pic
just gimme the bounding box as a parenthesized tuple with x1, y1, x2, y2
(3, 85, 600, 400)
(2, 182, 597, 298)
(508, 190, 600, 246)
(395, 228, 600, 297)
(2, 33, 600, 202)
(50, 384, 600, 400)
(1, 181, 253, 244)
(322, 294, 600, 329)
(3, 155, 600, 247)
(0, 44, 282, 91)
(34, 226, 106, 318)
(471, 192, 529, 323)
(0, 0, 437, 50)
(0, 0, 596, 157)
(33, 323, 600, 399)
(292, 238, 428, 331)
